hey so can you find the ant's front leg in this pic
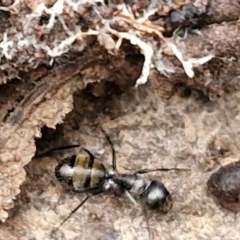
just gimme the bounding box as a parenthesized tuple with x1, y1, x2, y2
(125, 190, 139, 206)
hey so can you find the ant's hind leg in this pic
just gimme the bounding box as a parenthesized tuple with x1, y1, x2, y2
(52, 191, 102, 231)
(54, 195, 90, 230)
(82, 147, 95, 161)
(100, 127, 117, 171)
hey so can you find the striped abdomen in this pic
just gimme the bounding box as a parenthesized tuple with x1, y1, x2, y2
(55, 153, 107, 191)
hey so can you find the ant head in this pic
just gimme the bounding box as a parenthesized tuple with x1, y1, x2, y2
(140, 180, 173, 213)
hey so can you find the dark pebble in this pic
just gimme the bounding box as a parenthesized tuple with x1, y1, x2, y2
(207, 161, 240, 212)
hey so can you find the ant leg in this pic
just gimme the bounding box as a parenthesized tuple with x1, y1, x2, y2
(47, 145, 81, 151)
(135, 168, 190, 175)
(125, 191, 152, 239)
(171, 179, 188, 196)
(82, 148, 95, 163)
(142, 207, 152, 240)
(125, 190, 139, 206)
(35, 144, 81, 158)
(54, 191, 102, 230)
(72, 186, 101, 194)
(100, 127, 117, 171)
(55, 196, 90, 230)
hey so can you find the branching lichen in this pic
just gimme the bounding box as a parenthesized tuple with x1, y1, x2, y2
(0, 0, 212, 85)
(0, 0, 215, 222)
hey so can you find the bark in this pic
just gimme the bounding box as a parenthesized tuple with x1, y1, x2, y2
(0, 0, 240, 239)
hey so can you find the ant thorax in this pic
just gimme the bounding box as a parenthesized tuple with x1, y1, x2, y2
(103, 179, 118, 191)
(102, 170, 118, 191)
(128, 174, 151, 196)
(106, 173, 151, 197)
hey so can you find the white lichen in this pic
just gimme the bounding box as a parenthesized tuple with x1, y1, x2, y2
(116, 32, 154, 88)
(167, 42, 214, 78)
(0, 33, 14, 60)
(0, 0, 214, 86)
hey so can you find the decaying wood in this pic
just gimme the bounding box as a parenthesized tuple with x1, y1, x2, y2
(0, 0, 240, 239)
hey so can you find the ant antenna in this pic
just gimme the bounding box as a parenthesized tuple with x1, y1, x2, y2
(171, 179, 187, 196)
(135, 168, 190, 175)
(100, 127, 117, 171)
